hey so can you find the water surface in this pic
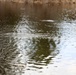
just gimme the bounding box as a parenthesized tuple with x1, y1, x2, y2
(0, 2, 76, 75)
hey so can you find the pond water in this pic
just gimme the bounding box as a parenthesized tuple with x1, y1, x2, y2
(0, 2, 76, 75)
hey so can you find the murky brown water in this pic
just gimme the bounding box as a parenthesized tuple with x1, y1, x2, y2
(0, 2, 76, 75)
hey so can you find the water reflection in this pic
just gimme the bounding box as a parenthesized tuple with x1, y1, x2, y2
(0, 2, 76, 75)
(0, 2, 22, 75)
(0, 36, 19, 75)
(0, 2, 21, 34)
(24, 3, 63, 20)
(30, 38, 56, 62)
(13, 14, 59, 71)
(0, 2, 21, 24)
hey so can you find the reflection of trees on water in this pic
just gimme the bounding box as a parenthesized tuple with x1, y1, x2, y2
(24, 4, 63, 20)
(0, 2, 22, 75)
(13, 17, 60, 70)
(0, 2, 76, 75)
(62, 9, 76, 20)
(28, 38, 58, 65)
(22, 4, 63, 37)
(0, 2, 20, 24)
(0, 3, 63, 74)
(23, 3, 76, 22)
(0, 2, 21, 33)
(12, 4, 61, 70)
(28, 21, 60, 36)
